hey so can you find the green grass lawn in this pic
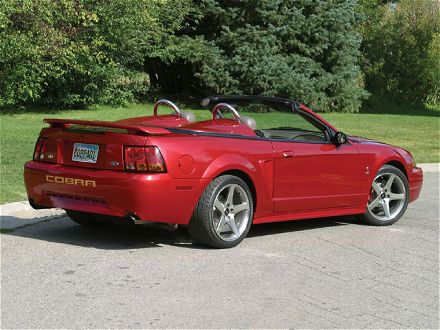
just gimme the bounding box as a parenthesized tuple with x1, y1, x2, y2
(1, 103, 439, 204)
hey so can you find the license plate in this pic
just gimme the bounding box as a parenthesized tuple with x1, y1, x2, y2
(72, 143, 99, 163)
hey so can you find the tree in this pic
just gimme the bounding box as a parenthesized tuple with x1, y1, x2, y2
(1, 0, 368, 112)
(360, 0, 440, 106)
(185, 0, 366, 112)
(0, 0, 193, 108)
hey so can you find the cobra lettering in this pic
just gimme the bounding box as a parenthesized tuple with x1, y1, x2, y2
(46, 175, 96, 187)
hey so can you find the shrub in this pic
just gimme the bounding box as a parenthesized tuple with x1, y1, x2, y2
(425, 32, 440, 106)
(360, 0, 440, 106)
(0, 0, 190, 109)
(1, 0, 369, 112)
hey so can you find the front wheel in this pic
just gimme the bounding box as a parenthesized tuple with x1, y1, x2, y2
(360, 165, 409, 226)
(188, 175, 253, 248)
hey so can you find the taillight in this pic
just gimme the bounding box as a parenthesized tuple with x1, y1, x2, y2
(124, 146, 166, 172)
(33, 137, 49, 161)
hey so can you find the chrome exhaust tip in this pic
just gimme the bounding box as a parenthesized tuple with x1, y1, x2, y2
(125, 213, 146, 225)
(125, 213, 178, 231)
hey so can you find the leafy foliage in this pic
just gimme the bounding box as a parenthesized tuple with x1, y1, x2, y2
(360, 0, 440, 106)
(0, 0, 192, 108)
(425, 32, 440, 106)
(8, 0, 434, 113)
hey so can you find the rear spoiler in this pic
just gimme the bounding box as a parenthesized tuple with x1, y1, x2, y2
(43, 119, 170, 136)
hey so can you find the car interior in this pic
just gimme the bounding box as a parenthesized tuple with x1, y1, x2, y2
(154, 97, 329, 143)
(206, 99, 328, 142)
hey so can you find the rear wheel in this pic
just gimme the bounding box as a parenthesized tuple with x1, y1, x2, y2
(188, 175, 253, 248)
(360, 165, 409, 226)
(65, 210, 113, 227)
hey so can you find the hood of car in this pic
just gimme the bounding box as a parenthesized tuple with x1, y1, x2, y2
(348, 135, 414, 165)
(348, 135, 387, 145)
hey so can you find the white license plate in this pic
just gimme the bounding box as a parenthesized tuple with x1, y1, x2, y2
(72, 143, 99, 163)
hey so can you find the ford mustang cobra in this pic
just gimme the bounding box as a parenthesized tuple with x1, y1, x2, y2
(24, 96, 423, 248)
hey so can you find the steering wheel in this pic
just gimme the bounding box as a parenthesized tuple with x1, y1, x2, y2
(212, 103, 242, 124)
(290, 132, 325, 142)
(153, 99, 181, 118)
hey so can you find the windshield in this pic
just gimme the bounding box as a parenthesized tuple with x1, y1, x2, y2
(203, 98, 330, 142)
(221, 103, 321, 132)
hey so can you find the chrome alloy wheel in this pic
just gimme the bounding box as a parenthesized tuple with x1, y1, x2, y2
(211, 183, 251, 241)
(368, 173, 407, 221)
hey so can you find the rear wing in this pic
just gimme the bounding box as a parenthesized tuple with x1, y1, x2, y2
(44, 119, 171, 136)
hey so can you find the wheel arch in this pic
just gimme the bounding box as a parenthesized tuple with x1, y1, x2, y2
(384, 160, 408, 178)
(216, 169, 257, 212)
(362, 155, 409, 199)
(200, 153, 271, 217)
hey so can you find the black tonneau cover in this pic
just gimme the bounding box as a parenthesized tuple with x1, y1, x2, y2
(201, 95, 300, 112)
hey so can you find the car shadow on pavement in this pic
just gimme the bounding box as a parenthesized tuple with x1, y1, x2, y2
(248, 216, 356, 238)
(1, 215, 357, 250)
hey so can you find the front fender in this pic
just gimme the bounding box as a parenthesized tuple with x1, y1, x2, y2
(372, 153, 408, 179)
(359, 153, 409, 206)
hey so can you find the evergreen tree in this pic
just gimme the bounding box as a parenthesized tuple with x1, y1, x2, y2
(187, 0, 366, 112)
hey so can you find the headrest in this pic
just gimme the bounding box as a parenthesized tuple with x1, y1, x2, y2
(180, 111, 197, 123)
(240, 115, 257, 130)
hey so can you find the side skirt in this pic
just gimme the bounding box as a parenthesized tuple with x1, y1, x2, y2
(253, 207, 365, 224)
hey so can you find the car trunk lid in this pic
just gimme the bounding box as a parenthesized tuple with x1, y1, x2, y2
(36, 119, 170, 171)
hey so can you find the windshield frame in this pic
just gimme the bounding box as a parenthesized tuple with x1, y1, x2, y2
(202, 95, 336, 141)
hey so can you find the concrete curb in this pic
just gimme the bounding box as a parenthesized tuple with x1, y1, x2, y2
(0, 201, 33, 214)
(0, 204, 65, 230)
(1, 163, 438, 229)
(418, 163, 439, 173)
(0, 198, 65, 230)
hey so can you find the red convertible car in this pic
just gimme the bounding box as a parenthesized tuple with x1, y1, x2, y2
(24, 96, 423, 248)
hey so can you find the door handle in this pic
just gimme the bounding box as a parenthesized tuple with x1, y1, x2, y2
(282, 151, 294, 158)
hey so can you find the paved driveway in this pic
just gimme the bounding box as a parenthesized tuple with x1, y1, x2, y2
(1, 173, 438, 329)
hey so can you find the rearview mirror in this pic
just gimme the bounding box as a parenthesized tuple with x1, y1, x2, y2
(334, 132, 347, 145)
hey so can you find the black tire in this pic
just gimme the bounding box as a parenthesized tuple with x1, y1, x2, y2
(65, 210, 113, 227)
(360, 165, 409, 226)
(188, 175, 254, 248)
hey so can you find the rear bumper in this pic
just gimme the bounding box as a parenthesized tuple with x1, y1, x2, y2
(24, 161, 208, 224)
(408, 166, 423, 203)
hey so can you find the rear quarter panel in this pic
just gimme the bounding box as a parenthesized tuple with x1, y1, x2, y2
(147, 134, 275, 219)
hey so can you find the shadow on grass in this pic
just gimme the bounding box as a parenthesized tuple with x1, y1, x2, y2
(0, 94, 205, 116)
(360, 94, 440, 117)
(0, 104, 98, 116)
(2, 93, 438, 117)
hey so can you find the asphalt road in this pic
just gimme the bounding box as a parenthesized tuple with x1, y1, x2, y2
(1, 173, 439, 329)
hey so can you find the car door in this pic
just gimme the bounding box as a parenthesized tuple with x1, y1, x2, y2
(269, 112, 364, 213)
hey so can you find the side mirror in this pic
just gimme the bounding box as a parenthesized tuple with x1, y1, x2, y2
(334, 131, 347, 145)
